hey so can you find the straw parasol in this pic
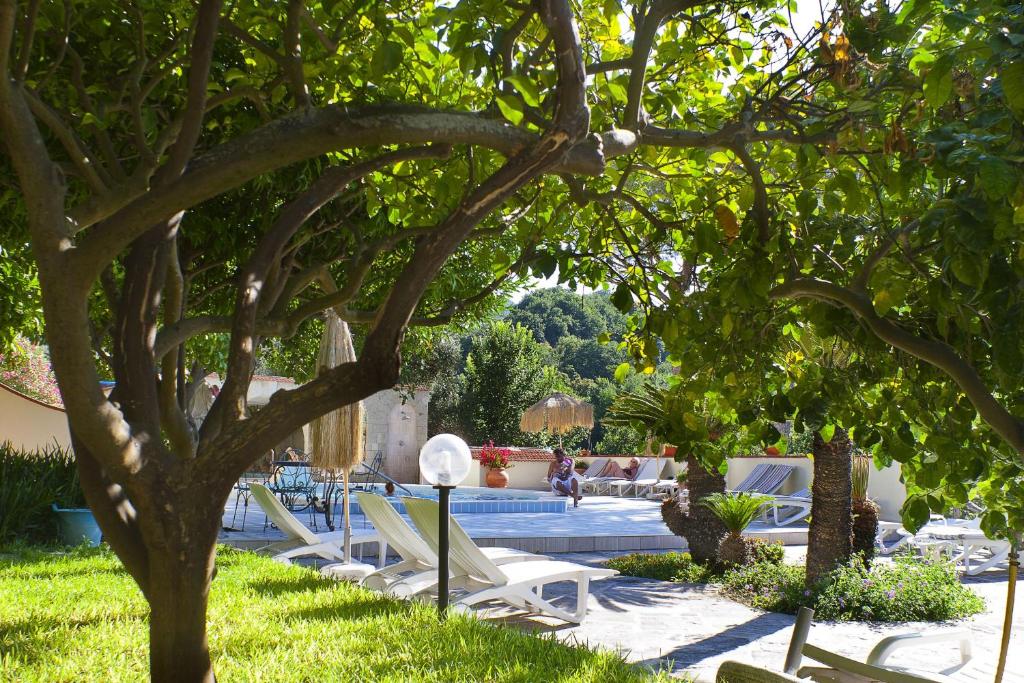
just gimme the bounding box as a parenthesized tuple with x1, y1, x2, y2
(520, 391, 594, 446)
(309, 310, 364, 564)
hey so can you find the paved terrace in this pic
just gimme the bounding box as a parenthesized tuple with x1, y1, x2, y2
(219, 491, 808, 554)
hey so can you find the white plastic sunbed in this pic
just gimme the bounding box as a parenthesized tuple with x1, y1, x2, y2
(912, 518, 1011, 575)
(786, 606, 975, 682)
(608, 458, 667, 497)
(249, 483, 383, 565)
(731, 463, 796, 495)
(402, 497, 617, 623)
(322, 493, 547, 593)
(760, 487, 812, 526)
(586, 457, 655, 495)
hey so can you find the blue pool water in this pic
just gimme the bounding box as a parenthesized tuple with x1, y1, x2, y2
(347, 484, 568, 514)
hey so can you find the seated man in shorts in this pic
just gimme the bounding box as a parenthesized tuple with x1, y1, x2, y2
(548, 447, 582, 507)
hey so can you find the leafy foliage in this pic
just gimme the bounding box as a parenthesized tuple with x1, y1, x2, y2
(604, 552, 716, 584)
(0, 336, 62, 406)
(699, 493, 771, 534)
(0, 442, 81, 543)
(723, 557, 985, 622)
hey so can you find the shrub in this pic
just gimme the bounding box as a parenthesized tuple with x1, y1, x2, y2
(0, 442, 81, 543)
(723, 557, 985, 622)
(605, 552, 716, 583)
(700, 492, 771, 565)
(722, 561, 810, 613)
(813, 556, 985, 621)
(748, 538, 785, 565)
(0, 336, 62, 406)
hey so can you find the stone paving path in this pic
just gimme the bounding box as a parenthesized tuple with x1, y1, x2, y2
(487, 551, 1024, 682)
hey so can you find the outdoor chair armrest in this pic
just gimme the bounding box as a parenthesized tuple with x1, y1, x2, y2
(866, 631, 972, 671)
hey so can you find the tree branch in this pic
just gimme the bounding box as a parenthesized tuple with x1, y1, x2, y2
(162, 0, 222, 177)
(770, 278, 1024, 456)
(623, 0, 698, 128)
(729, 143, 770, 245)
(14, 0, 40, 81)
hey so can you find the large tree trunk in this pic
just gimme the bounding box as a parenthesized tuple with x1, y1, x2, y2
(662, 454, 727, 565)
(806, 428, 853, 586)
(146, 499, 221, 683)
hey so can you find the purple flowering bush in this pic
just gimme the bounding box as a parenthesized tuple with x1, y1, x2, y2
(0, 336, 62, 407)
(723, 556, 985, 622)
(814, 556, 984, 622)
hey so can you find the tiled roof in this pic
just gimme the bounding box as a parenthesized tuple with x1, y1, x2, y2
(469, 447, 637, 462)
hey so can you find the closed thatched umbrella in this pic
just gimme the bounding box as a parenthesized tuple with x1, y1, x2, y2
(309, 310, 364, 564)
(520, 391, 594, 447)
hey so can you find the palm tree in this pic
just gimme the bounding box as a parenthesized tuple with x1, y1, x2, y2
(806, 427, 853, 585)
(605, 383, 729, 564)
(701, 492, 772, 565)
(851, 452, 879, 563)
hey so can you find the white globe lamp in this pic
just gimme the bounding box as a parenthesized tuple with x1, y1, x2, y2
(418, 433, 471, 618)
(419, 433, 471, 487)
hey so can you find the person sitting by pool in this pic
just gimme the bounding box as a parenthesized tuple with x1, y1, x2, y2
(599, 457, 641, 480)
(547, 448, 582, 508)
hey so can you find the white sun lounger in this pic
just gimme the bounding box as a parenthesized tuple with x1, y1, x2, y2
(786, 606, 975, 682)
(588, 457, 656, 495)
(402, 497, 617, 623)
(323, 493, 547, 594)
(249, 483, 382, 565)
(760, 487, 812, 526)
(913, 518, 1011, 575)
(731, 463, 796, 495)
(608, 459, 667, 497)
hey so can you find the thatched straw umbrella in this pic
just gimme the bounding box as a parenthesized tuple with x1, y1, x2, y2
(309, 310, 364, 564)
(520, 391, 594, 447)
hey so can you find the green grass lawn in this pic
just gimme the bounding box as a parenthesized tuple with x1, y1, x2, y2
(1, 545, 667, 682)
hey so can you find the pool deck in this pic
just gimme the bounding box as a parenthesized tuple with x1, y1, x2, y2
(220, 490, 808, 554)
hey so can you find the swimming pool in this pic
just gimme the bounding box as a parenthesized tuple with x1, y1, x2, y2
(346, 484, 568, 514)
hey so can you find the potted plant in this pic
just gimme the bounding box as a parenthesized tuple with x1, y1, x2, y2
(52, 455, 102, 546)
(479, 441, 514, 488)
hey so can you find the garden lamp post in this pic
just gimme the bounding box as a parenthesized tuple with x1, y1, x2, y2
(418, 433, 471, 620)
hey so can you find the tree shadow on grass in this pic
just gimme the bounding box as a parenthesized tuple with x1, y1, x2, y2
(282, 598, 406, 624)
(0, 613, 141, 667)
(243, 576, 336, 597)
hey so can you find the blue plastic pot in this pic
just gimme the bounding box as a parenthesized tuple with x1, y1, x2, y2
(52, 505, 102, 546)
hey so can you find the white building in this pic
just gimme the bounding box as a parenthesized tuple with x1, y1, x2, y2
(193, 374, 430, 483)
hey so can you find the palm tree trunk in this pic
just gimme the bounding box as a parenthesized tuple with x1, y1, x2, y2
(662, 454, 727, 565)
(806, 428, 853, 585)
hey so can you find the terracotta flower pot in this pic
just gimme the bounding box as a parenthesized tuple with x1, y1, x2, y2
(485, 467, 509, 488)
(664, 445, 678, 457)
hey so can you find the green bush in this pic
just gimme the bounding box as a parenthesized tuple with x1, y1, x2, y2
(723, 557, 985, 622)
(748, 538, 785, 565)
(605, 552, 715, 583)
(0, 442, 81, 544)
(813, 556, 986, 621)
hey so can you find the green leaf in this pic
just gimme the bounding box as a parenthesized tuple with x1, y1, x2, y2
(597, 331, 611, 344)
(923, 56, 954, 108)
(611, 283, 633, 312)
(902, 495, 931, 533)
(371, 41, 404, 79)
(978, 156, 1018, 198)
(820, 423, 836, 443)
(1001, 60, 1024, 115)
(495, 95, 524, 125)
(721, 313, 733, 338)
(504, 75, 541, 108)
(614, 362, 631, 382)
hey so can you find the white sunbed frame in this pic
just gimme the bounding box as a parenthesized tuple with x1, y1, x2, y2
(785, 605, 975, 682)
(249, 483, 382, 566)
(587, 457, 657, 496)
(760, 487, 812, 527)
(323, 493, 547, 594)
(402, 497, 617, 623)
